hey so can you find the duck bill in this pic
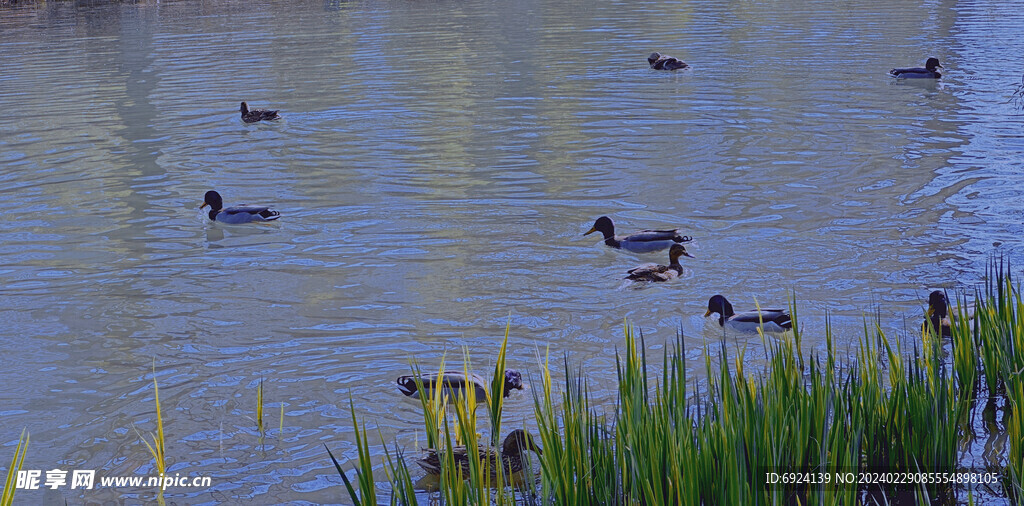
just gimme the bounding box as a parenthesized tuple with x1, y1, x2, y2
(583, 226, 597, 236)
(703, 309, 712, 317)
(926, 307, 935, 318)
(682, 251, 695, 258)
(200, 202, 208, 209)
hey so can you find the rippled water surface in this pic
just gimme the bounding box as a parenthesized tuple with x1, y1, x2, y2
(2, 0, 1024, 502)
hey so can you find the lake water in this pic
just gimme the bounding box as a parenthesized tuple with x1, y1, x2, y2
(2, 0, 1023, 503)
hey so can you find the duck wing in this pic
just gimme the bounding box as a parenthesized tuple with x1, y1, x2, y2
(625, 229, 690, 243)
(627, 263, 661, 275)
(889, 67, 936, 78)
(219, 205, 281, 223)
(626, 264, 677, 282)
(416, 449, 443, 474)
(242, 108, 281, 122)
(661, 58, 688, 70)
(397, 371, 487, 399)
(732, 309, 792, 329)
(256, 109, 280, 120)
(417, 444, 500, 477)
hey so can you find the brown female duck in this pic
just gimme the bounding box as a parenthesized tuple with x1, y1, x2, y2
(416, 429, 542, 479)
(625, 243, 694, 282)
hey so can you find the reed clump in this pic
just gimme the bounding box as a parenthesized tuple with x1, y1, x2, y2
(336, 268, 1024, 504)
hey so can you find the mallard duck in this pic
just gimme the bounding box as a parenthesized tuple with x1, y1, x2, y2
(648, 52, 689, 70)
(923, 290, 977, 337)
(648, 52, 688, 70)
(704, 295, 792, 333)
(416, 429, 542, 479)
(201, 190, 281, 223)
(889, 58, 942, 79)
(585, 216, 692, 253)
(924, 290, 953, 337)
(396, 369, 524, 400)
(625, 244, 694, 282)
(240, 101, 280, 123)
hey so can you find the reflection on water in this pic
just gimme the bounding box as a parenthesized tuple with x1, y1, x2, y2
(1, 0, 1023, 502)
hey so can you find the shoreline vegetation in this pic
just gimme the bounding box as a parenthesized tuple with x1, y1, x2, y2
(337, 262, 1024, 505)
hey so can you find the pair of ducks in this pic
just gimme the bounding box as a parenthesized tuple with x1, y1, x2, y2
(704, 290, 958, 336)
(648, 53, 943, 80)
(585, 216, 793, 333)
(584, 215, 695, 282)
(395, 370, 539, 477)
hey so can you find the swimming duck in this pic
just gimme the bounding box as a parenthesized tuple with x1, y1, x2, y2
(625, 244, 694, 282)
(648, 52, 689, 70)
(889, 58, 942, 79)
(704, 295, 792, 333)
(396, 369, 524, 400)
(416, 429, 542, 479)
(585, 216, 692, 253)
(201, 190, 281, 223)
(240, 101, 280, 123)
(924, 290, 953, 337)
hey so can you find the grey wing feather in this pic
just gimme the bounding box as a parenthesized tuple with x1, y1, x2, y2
(628, 229, 688, 242)
(627, 263, 660, 275)
(222, 205, 280, 222)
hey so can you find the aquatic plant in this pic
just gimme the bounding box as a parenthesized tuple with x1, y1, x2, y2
(329, 399, 377, 505)
(133, 362, 167, 504)
(1, 429, 28, 506)
(256, 377, 265, 436)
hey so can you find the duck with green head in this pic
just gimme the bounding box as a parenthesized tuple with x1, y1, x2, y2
(585, 216, 692, 253)
(396, 369, 524, 400)
(704, 295, 792, 333)
(925, 288, 962, 335)
(889, 58, 943, 79)
(201, 190, 280, 224)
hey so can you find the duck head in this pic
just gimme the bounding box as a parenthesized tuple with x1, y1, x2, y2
(240, 102, 250, 115)
(584, 216, 615, 239)
(668, 243, 694, 262)
(503, 429, 543, 456)
(504, 369, 525, 394)
(927, 290, 949, 320)
(648, 52, 664, 65)
(201, 190, 224, 212)
(704, 294, 735, 321)
(925, 58, 942, 71)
